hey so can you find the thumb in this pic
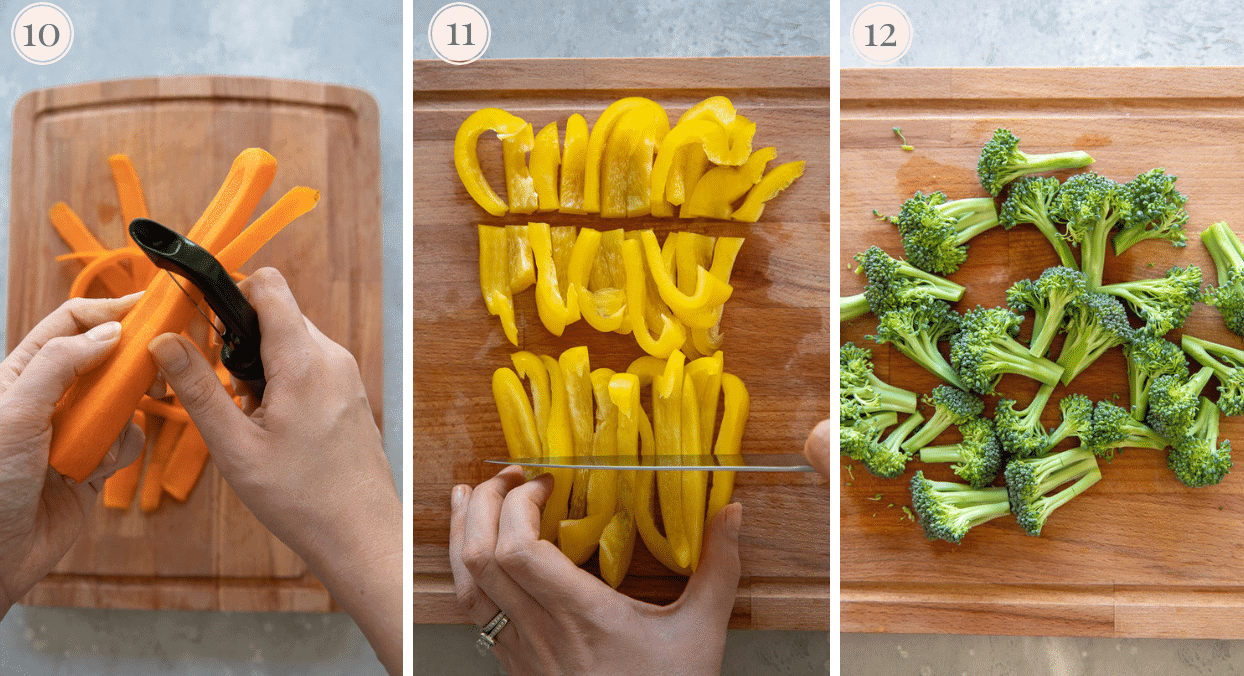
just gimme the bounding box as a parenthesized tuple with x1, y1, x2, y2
(804, 419, 832, 481)
(148, 333, 252, 451)
(672, 502, 742, 625)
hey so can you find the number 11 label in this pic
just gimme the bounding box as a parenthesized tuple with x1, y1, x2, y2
(429, 3, 490, 65)
(851, 3, 912, 66)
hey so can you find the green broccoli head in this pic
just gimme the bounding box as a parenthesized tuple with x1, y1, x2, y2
(977, 128, 1094, 196)
(1045, 392, 1095, 452)
(950, 306, 1066, 394)
(1054, 172, 1132, 290)
(1055, 292, 1135, 385)
(1200, 221, 1244, 338)
(1098, 265, 1201, 336)
(840, 341, 919, 424)
(1084, 399, 1169, 461)
(1180, 334, 1244, 417)
(1166, 398, 1232, 487)
(909, 470, 1011, 544)
(1113, 168, 1189, 256)
(901, 385, 986, 453)
(844, 411, 926, 479)
(869, 298, 966, 390)
(883, 191, 1000, 275)
(918, 417, 1004, 488)
(1004, 448, 1101, 537)
(854, 245, 966, 316)
(1124, 329, 1189, 422)
(993, 385, 1056, 458)
(1146, 367, 1214, 439)
(1006, 266, 1088, 359)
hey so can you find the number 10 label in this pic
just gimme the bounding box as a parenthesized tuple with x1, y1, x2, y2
(11, 2, 73, 65)
(850, 2, 912, 66)
(429, 3, 490, 66)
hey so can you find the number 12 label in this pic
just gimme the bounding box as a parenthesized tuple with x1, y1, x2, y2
(851, 3, 912, 66)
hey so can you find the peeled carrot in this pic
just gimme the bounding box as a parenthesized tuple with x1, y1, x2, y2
(67, 248, 147, 299)
(108, 154, 156, 284)
(48, 202, 133, 297)
(49, 148, 278, 482)
(161, 424, 209, 502)
(215, 187, 319, 272)
(140, 419, 185, 512)
(101, 410, 147, 510)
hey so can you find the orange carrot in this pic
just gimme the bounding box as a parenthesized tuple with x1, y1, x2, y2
(161, 423, 209, 502)
(67, 248, 147, 299)
(136, 396, 192, 424)
(49, 148, 278, 482)
(215, 187, 320, 272)
(101, 410, 147, 510)
(140, 419, 185, 512)
(108, 154, 156, 284)
(48, 202, 133, 297)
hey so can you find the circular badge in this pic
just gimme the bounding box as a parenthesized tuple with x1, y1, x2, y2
(11, 2, 73, 65)
(850, 2, 912, 66)
(428, 3, 490, 65)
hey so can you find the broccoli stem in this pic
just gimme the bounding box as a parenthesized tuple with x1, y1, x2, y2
(1056, 331, 1117, 385)
(841, 293, 869, 322)
(1016, 150, 1096, 177)
(1081, 213, 1120, 292)
(896, 334, 968, 391)
(956, 499, 1013, 528)
(1200, 221, 1244, 284)
(987, 343, 1066, 387)
(1112, 223, 1168, 256)
(903, 409, 957, 453)
(1028, 296, 1076, 361)
(866, 373, 919, 414)
(1030, 216, 1080, 270)
(945, 197, 1001, 243)
(919, 445, 970, 464)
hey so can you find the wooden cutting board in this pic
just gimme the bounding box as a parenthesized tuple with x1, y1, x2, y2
(7, 76, 382, 612)
(412, 57, 832, 629)
(842, 67, 1244, 639)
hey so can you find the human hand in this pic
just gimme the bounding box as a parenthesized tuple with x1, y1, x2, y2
(146, 268, 399, 675)
(804, 418, 832, 481)
(0, 295, 145, 617)
(450, 466, 743, 676)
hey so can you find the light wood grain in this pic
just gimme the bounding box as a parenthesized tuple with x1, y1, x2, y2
(842, 67, 1244, 638)
(7, 76, 382, 612)
(413, 57, 831, 629)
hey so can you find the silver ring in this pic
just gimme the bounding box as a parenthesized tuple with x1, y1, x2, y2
(475, 609, 510, 654)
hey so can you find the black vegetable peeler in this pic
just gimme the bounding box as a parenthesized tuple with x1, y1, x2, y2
(128, 218, 266, 400)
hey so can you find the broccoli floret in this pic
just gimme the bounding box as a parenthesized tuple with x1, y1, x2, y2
(843, 412, 926, 479)
(1180, 334, 1244, 416)
(1044, 392, 1096, 452)
(1166, 397, 1232, 487)
(1146, 366, 1215, 439)
(1124, 329, 1189, 422)
(1083, 399, 1169, 461)
(1112, 168, 1189, 256)
(841, 410, 898, 452)
(999, 176, 1079, 270)
(1054, 292, 1135, 385)
(977, 128, 1094, 196)
(1200, 221, 1244, 338)
(840, 342, 919, 423)
(868, 298, 967, 390)
(950, 306, 1066, 394)
(846, 246, 967, 320)
(1098, 265, 1201, 336)
(901, 385, 986, 453)
(1055, 172, 1131, 291)
(918, 417, 1004, 488)
(878, 191, 999, 275)
(1005, 266, 1088, 359)
(1004, 448, 1102, 537)
(909, 470, 1011, 544)
(994, 383, 1057, 458)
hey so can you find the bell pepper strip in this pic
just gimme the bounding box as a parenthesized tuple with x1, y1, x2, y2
(678, 95, 738, 127)
(639, 230, 733, 321)
(49, 203, 135, 297)
(140, 419, 186, 512)
(479, 225, 519, 345)
(454, 108, 528, 216)
(665, 96, 738, 208)
(600, 109, 643, 219)
(679, 372, 707, 571)
(559, 114, 589, 214)
(653, 351, 690, 568)
(632, 406, 691, 576)
(650, 120, 744, 218)
(492, 367, 543, 459)
(688, 353, 725, 540)
(577, 229, 630, 334)
(620, 238, 685, 358)
(161, 422, 210, 502)
(683, 147, 777, 220)
(558, 367, 622, 564)
(558, 512, 613, 565)
(583, 98, 668, 215)
(108, 154, 157, 284)
(505, 225, 536, 294)
(511, 352, 551, 443)
(560, 347, 595, 522)
(731, 160, 807, 223)
(625, 108, 669, 218)
(677, 151, 715, 219)
(676, 233, 715, 297)
(706, 372, 749, 528)
(102, 410, 146, 510)
(528, 222, 580, 336)
(49, 148, 278, 482)
(537, 354, 575, 543)
(501, 123, 539, 215)
(530, 121, 561, 212)
(689, 237, 746, 356)
(598, 372, 640, 588)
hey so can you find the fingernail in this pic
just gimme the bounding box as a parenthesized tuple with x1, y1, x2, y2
(725, 503, 742, 541)
(86, 321, 121, 342)
(148, 335, 189, 373)
(451, 485, 468, 510)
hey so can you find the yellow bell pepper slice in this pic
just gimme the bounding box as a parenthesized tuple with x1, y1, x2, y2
(653, 351, 690, 568)
(560, 347, 595, 523)
(584, 97, 668, 214)
(689, 237, 746, 357)
(676, 233, 716, 297)
(557, 366, 621, 564)
(620, 238, 686, 358)
(683, 147, 777, 220)
(559, 114, 589, 214)
(732, 160, 807, 223)
(707, 372, 749, 527)
(639, 230, 733, 321)
(492, 368, 542, 459)
(577, 229, 630, 334)
(530, 121, 561, 212)
(599, 372, 640, 588)
(511, 351, 551, 442)
(650, 119, 753, 217)
(632, 406, 691, 576)
(505, 225, 535, 294)
(537, 354, 576, 543)
(666, 96, 737, 207)
(454, 108, 528, 216)
(478, 225, 518, 345)
(501, 123, 539, 215)
(598, 105, 667, 218)
(529, 222, 581, 336)
(679, 372, 707, 571)
(677, 95, 738, 126)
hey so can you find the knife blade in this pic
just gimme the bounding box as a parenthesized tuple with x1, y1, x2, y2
(483, 453, 815, 472)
